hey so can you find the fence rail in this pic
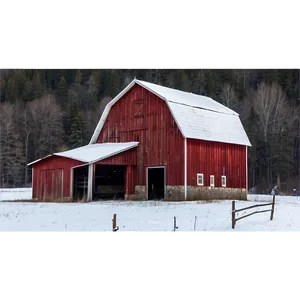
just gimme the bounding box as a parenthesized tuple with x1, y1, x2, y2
(232, 195, 275, 229)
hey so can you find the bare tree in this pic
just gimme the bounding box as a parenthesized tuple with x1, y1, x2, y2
(17, 101, 35, 186)
(252, 82, 297, 189)
(253, 82, 294, 142)
(220, 83, 238, 109)
(0, 103, 24, 187)
(27, 94, 65, 160)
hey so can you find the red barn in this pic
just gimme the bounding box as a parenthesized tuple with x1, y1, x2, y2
(29, 79, 251, 201)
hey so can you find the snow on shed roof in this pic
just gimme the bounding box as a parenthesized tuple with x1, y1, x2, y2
(28, 142, 138, 166)
(89, 79, 251, 147)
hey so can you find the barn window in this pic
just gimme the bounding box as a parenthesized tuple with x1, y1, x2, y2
(197, 174, 204, 186)
(210, 175, 215, 187)
(221, 175, 226, 187)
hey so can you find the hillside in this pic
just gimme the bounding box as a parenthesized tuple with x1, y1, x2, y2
(0, 69, 299, 192)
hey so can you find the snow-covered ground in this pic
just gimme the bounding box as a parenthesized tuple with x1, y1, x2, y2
(0, 191, 300, 231)
(0, 188, 32, 201)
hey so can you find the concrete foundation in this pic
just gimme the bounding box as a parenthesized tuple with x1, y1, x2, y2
(186, 186, 247, 201)
(131, 185, 147, 200)
(165, 186, 185, 201)
(129, 185, 247, 201)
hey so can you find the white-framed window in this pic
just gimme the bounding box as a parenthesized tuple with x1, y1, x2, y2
(197, 173, 204, 186)
(221, 175, 226, 187)
(210, 175, 215, 187)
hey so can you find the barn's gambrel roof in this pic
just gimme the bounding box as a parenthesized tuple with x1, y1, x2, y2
(90, 79, 251, 147)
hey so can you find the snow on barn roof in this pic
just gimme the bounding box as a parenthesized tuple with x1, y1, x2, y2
(167, 102, 249, 145)
(89, 79, 251, 147)
(137, 80, 238, 116)
(28, 142, 138, 166)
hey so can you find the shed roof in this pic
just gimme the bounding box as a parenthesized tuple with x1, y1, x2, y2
(28, 142, 139, 166)
(90, 79, 251, 147)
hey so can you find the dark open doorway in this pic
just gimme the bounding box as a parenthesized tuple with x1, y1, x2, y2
(147, 167, 165, 200)
(73, 165, 89, 200)
(94, 165, 125, 200)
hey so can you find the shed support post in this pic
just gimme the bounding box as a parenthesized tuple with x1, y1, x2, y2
(246, 146, 248, 193)
(184, 138, 187, 200)
(87, 163, 93, 202)
(70, 168, 74, 199)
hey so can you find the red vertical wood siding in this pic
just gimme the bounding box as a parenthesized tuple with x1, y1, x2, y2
(32, 156, 83, 199)
(95, 147, 137, 166)
(187, 139, 246, 189)
(97, 84, 185, 186)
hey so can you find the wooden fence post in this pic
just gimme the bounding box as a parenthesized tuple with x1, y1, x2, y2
(194, 216, 197, 231)
(270, 195, 275, 221)
(112, 214, 120, 240)
(168, 217, 178, 240)
(232, 200, 235, 229)
(112, 213, 118, 232)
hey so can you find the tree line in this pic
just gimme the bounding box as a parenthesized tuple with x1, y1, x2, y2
(0, 69, 299, 193)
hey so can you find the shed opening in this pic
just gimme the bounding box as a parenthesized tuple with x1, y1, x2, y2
(94, 165, 125, 200)
(73, 165, 89, 200)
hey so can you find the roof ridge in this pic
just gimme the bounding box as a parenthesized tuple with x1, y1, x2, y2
(166, 99, 238, 116)
(135, 79, 238, 116)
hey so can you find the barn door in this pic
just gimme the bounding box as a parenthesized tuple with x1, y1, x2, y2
(39, 169, 63, 200)
(132, 100, 145, 130)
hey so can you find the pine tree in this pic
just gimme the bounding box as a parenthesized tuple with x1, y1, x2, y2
(5, 77, 18, 102)
(102, 70, 116, 97)
(73, 70, 88, 108)
(32, 71, 43, 100)
(56, 76, 69, 109)
(269, 121, 295, 187)
(261, 69, 279, 85)
(22, 80, 33, 102)
(63, 88, 77, 140)
(248, 70, 259, 90)
(87, 72, 99, 109)
(0, 71, 5, 102)
(165, 71, 176, 89)
(39, 69, 48, 92)
(231, 70, 244, 98)
(67, 102, 86, 148)
(175, 70, 190, 92)
(109, 70, 121, 97)
(122, 71, 133, 86)
(14, 70, 27, 99)
(277, 70, 293, 98)
(74, 70, 82, 87)
(205, 70, 218, 99)
(189, 70, 205, 95)
(245, 106, 259, 189)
